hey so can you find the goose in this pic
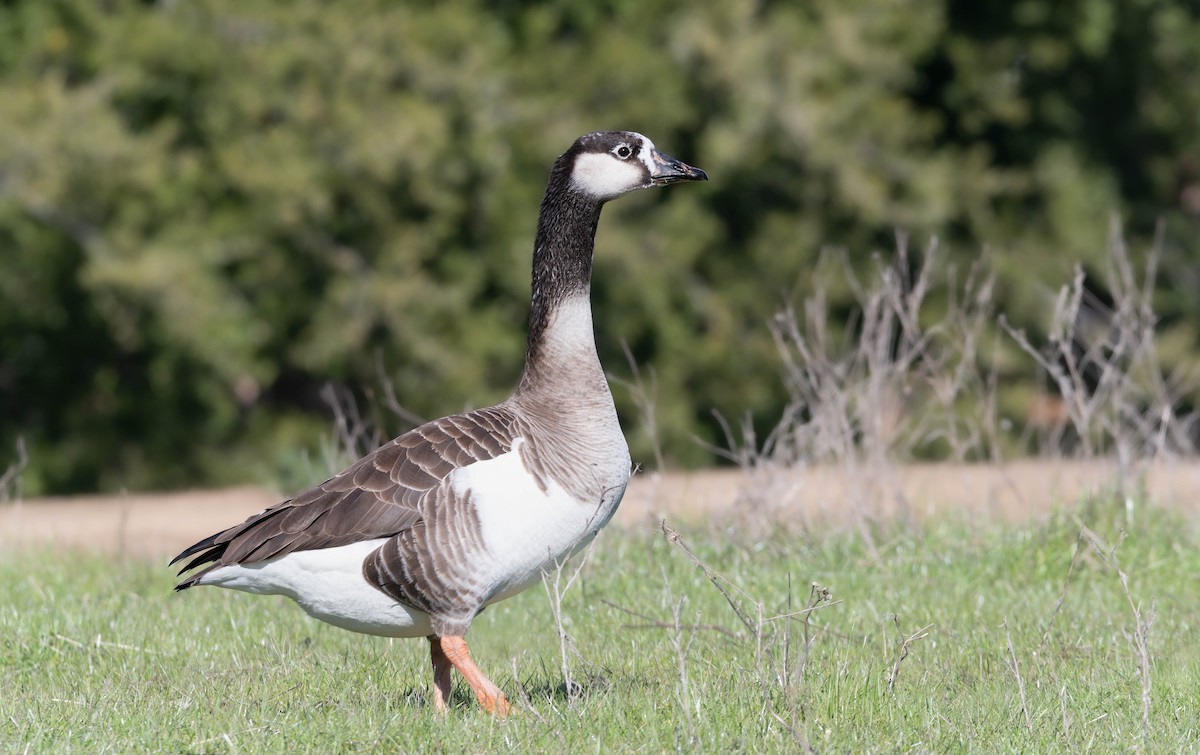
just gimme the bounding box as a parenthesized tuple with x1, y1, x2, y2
(171, 131, 707, 716)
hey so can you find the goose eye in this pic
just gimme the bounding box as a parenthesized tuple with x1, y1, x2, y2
(613, 144, 632, 159)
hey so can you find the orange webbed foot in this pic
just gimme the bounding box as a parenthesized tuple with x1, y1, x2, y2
(436, 635, 512, 717)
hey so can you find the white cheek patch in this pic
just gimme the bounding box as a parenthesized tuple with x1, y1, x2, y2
(571, 152, 646, 200)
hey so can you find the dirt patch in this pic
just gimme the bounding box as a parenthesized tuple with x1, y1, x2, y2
(3, 460, 1198, 560)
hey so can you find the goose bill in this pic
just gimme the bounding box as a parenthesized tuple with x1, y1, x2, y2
(649, 150, 709, 185)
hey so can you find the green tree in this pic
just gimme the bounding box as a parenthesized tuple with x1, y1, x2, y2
(1, 0, 1196, 493)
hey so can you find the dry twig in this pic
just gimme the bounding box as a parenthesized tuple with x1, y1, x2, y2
(1038, 526, 1086, 654)
(1079, 525, 1156, 742)
(599, 598, 740, 640)
(798, 583, 833, 683)
(885, 617, 933, 693)
(611, 340, 666, 472)
(661, 521, 757, 635)
(0, 436, 27, 503)
(1003, 618, 1033, 734)
(669, 593, 700, 748)
(541, 541, 597, 706)
(508, 658, 553, 728)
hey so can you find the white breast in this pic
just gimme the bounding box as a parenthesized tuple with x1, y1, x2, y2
(451, 438, 628, 603)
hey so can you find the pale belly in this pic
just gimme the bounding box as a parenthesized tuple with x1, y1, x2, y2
(197, 539, 434, 638)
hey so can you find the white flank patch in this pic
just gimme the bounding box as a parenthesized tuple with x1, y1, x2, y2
(198, 539, 433, 638)
(451, 438, 627, 604)
(571, 151, 646, 200)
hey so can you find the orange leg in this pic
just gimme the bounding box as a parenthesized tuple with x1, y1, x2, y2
(438, 635, 510, 716)
(427, 636, 453, 713)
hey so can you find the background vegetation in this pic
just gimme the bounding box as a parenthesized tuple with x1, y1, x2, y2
(2, 0, 1198, 494)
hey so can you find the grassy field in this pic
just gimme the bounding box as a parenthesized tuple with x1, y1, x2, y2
(2, 495, 1197, 753)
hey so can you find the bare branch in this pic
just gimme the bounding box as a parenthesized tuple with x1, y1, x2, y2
(885, 617, 933, 693)
(661, 521, 757, 635)
(0, 436, 28, 503)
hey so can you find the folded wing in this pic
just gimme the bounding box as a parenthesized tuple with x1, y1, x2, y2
(171, 406, 522, 588)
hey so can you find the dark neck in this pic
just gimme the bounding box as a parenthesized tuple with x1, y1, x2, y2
(518, 160, 604, 390)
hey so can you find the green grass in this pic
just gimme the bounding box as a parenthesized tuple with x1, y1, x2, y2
(3, 498, 1198, 752)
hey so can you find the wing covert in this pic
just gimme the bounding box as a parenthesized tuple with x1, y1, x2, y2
(171, 406, 522, 586)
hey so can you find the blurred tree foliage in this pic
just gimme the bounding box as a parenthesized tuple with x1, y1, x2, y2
(1, 0, 1197, 493)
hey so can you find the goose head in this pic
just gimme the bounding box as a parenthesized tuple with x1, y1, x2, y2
(565, 131, 708, 202)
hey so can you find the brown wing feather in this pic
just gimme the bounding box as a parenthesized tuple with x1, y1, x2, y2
(171, 405, 522, 589)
